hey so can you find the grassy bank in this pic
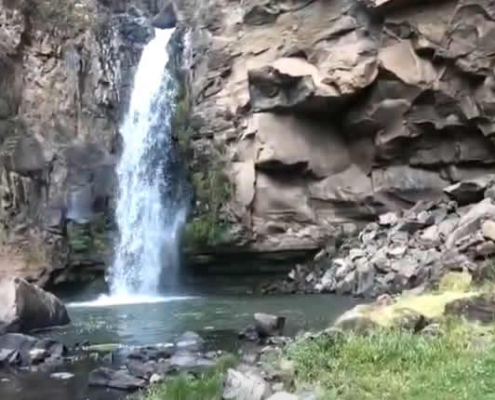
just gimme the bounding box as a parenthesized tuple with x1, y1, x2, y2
(287, 321, 495, 400)
(140, 354, 237, 400)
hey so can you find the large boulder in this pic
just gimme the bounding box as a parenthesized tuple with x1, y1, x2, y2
(151, 2, 177, 29)
(254, 313, 286, 337)
(0, 277, 70, 334)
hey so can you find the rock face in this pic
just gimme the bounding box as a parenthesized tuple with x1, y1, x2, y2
(175, 0, 495, 267)
(0, 0, 158, 286)
(0, 277, 69, 334)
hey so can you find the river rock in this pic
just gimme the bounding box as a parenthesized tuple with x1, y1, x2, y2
(0, 277, 70, 334)
(254, 314, 286, 337)
(88, 367, 146, 391)
(175, 331, 204, 352)
(223, 367, 271, 400)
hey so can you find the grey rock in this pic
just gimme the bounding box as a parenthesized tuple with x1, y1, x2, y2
(223, 368, 271, 400)
(175, 331, 204, 352)
(88, 367, 146, 391)
(254, 313, 286, 337)
(0, 277, 70, 334)
(151, 2, 177, 29)
(444, 175, 494, 205)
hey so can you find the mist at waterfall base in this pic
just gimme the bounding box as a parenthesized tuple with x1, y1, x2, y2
(79, 28, 188, 307)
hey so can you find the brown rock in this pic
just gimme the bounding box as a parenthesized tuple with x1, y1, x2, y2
(445, 294, 495, 324)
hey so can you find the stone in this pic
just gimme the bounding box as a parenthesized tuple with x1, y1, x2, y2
(175, 331, 204, 352)
(151, 2, 177, 29)
(149, 373, 163, 384)
(223, 368, 271, 400)
(390, 308, 429, 332)
(355, 260, 375, 297)
(0, 278, 70, 334)
(317, 269, 336, 293)
(254, 313, 286, 337)
(445, 294, 495, 324)
(50, 372, 74, 380)
(266, 392, 299, 400)
(476, 241, 495, 257)
(88, 367, 146, 391)
(379, 212, 399, 226)
(169, 352, 215, 371)
(335, 271, 357, 295)
(482, 220, 495, 242)
(444, 175, 494, 205)
(446, 199, 495, 248)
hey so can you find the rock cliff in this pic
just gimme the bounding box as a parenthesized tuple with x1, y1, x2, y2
(178, 0, 495, 268)
(0, 0, 154, 286)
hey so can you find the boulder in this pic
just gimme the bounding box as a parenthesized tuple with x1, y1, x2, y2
(445, 294, 495, 324)
(0, 278, 70, 334)
(223, 368, 271, 400)
(151, 2, 177, 29)
(482, 220, 495, 242)
(444, 176, 494, 205)
(175, 331, 204, 352)
(88, 367, 146, 391)
(254, 314, 286, 337)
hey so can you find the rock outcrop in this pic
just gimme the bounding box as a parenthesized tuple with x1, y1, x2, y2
(0, 0, 160, 286)
(0, 277, 69, 334)
(176, 0, 495, 268)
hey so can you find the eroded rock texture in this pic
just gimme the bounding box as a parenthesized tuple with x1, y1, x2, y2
(178, 0, 495, 265)
(0, 0, 154, 286)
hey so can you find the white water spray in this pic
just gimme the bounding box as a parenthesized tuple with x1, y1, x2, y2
(107, 28, 187, 300)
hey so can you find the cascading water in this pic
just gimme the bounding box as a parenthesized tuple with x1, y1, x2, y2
(107, 28, 187, 299)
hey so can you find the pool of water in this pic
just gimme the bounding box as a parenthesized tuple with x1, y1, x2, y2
(0, 294, 361, 400)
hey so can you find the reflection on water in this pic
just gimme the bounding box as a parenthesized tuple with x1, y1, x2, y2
(49, 295, 361, 349)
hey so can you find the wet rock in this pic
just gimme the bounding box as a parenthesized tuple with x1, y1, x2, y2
(169, 351, 215, 372)
(88, 367, 146, 391)
(50, 372, 74, 380)
(254, 314, 286, 337)
(0, 277, 70, 334)
(151, 2, 177, 29)
(0, 334, 37, 367)
(223, 367, 271, 400)
(175, 331, 204, 352)
(239, 325, 260, 342)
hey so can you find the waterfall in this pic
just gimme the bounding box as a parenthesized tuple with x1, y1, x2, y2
(108, 28, 186, 298)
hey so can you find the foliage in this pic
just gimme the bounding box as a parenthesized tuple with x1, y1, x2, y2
(286, 321, 495, 400)
(438, 271, 472, 292)
(140, 354, 237, 400)
(170, 78, 232, 250)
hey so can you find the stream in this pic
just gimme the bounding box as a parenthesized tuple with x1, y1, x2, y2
(0, 293, 360, 400)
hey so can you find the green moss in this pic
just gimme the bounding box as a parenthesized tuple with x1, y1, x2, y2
(67, 214, 110, 257)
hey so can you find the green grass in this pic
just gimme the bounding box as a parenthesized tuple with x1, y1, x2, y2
(140, 354, 237, 400)
(287, 322, 495, 400)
